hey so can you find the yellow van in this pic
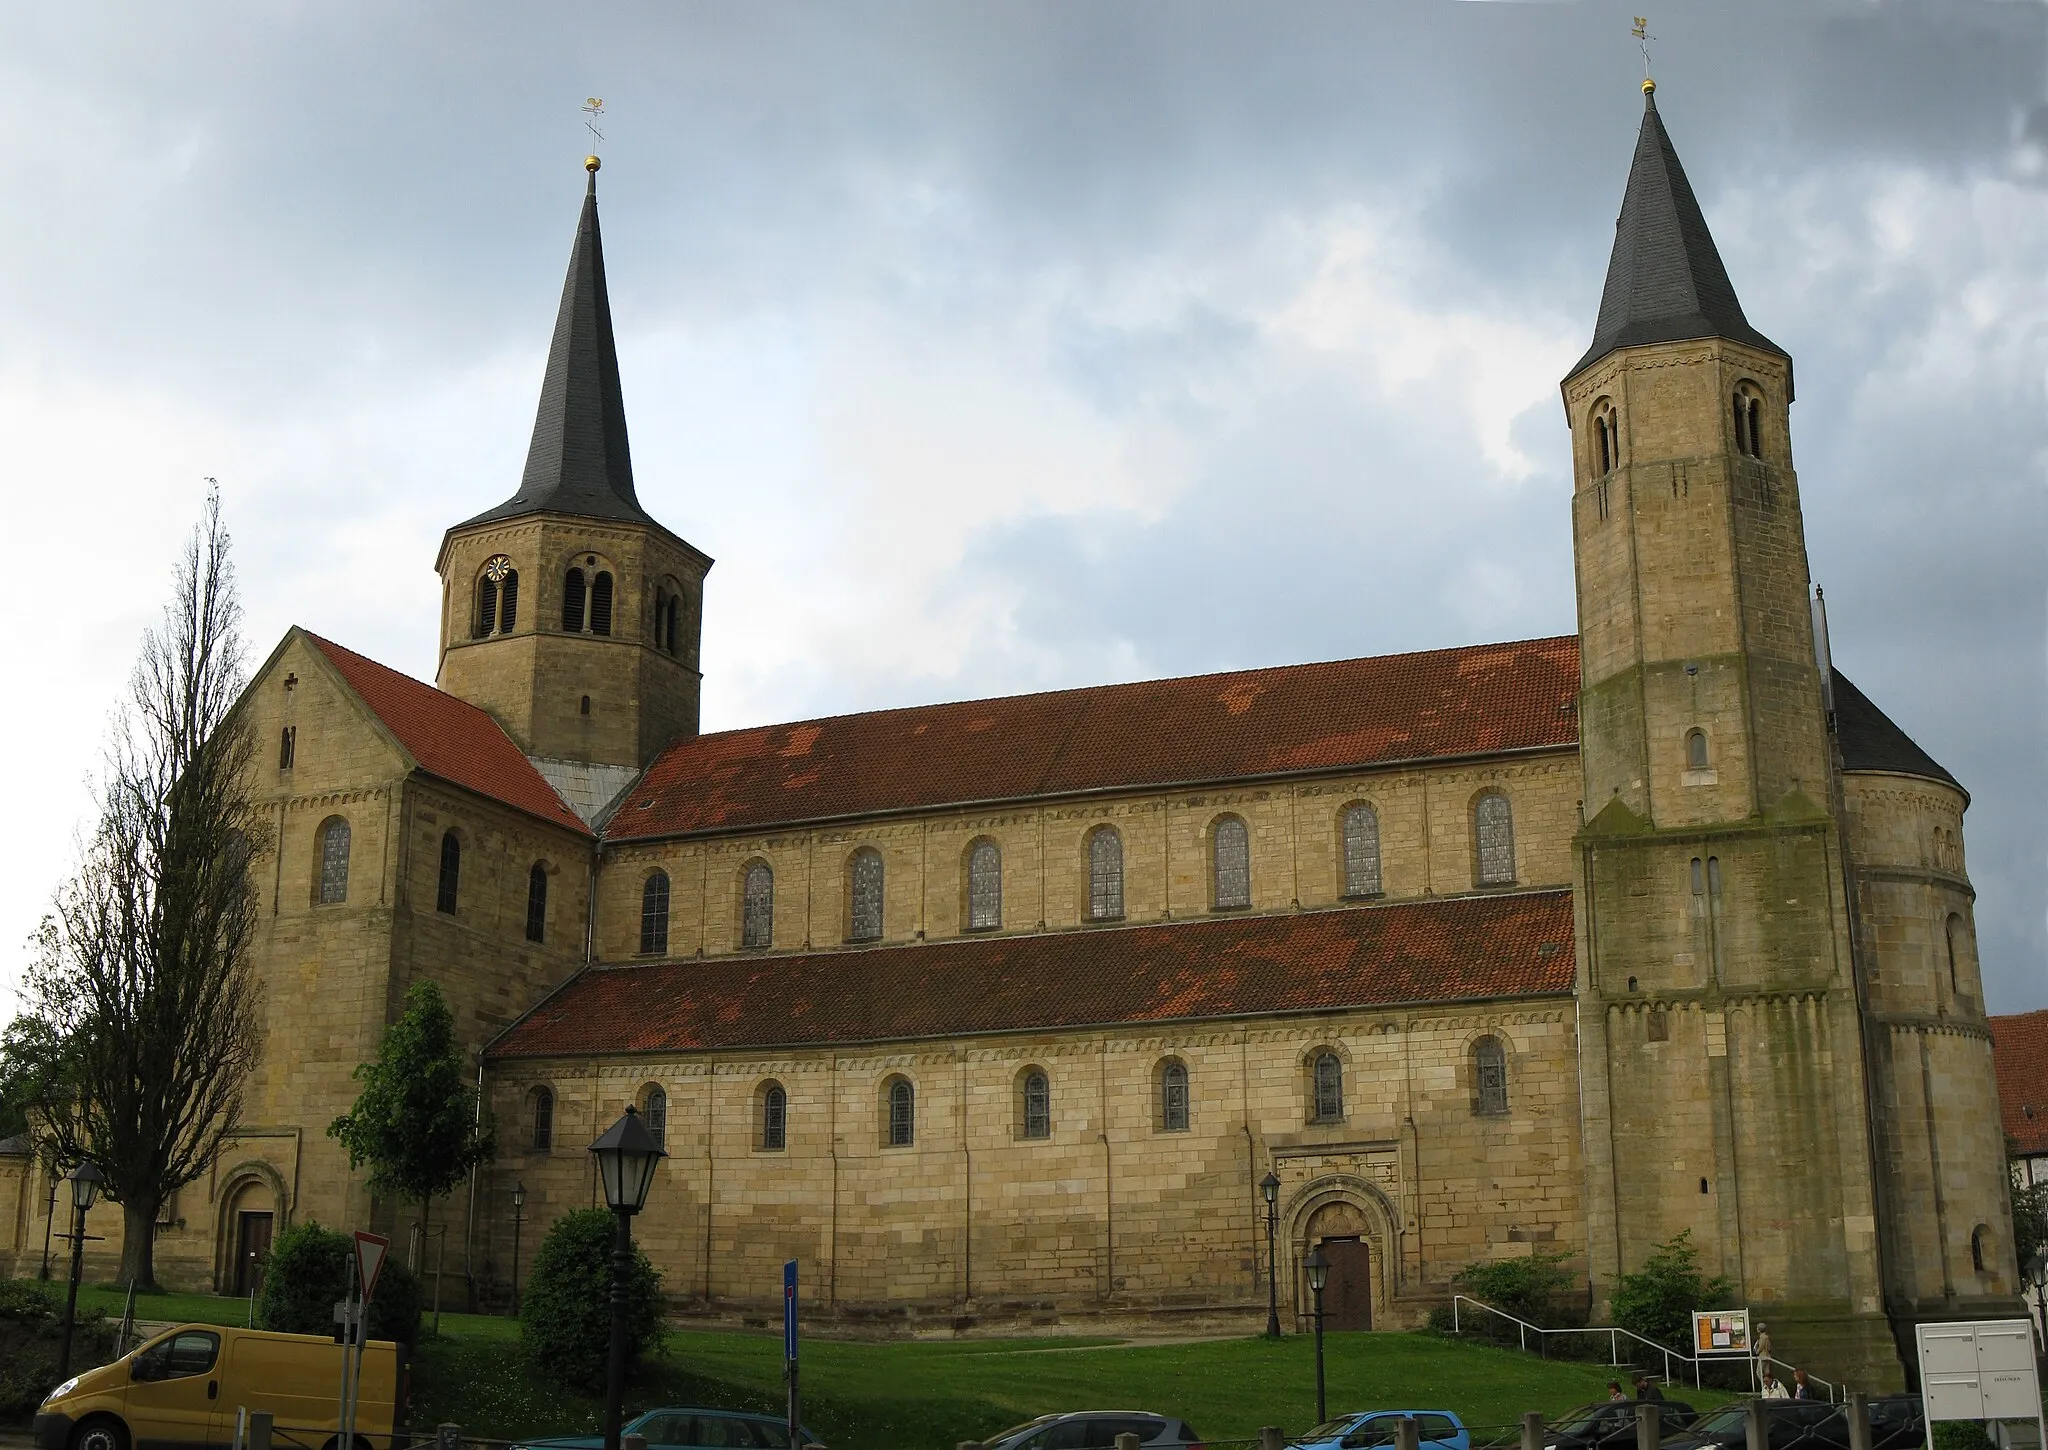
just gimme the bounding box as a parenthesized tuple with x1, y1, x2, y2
(33, 1323, 407, 1450)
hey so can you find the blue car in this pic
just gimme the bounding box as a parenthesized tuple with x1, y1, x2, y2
(515, 1408, 822, 1450)
(1293, 1412, 1470, 1450)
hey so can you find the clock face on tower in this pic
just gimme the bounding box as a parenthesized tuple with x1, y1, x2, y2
(483, 554, 513, 582)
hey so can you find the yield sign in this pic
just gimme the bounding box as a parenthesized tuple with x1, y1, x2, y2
(354, 1231, 389, 1303)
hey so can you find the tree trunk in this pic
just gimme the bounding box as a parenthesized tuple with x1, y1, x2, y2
(120, 1197, 160, 1292)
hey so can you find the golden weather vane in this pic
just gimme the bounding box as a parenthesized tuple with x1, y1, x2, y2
(582, 96, 606, 153)
(1632, 16, 1656, 89)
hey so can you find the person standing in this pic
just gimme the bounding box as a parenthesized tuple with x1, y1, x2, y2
(1760, 1368, 1790, 1400)
(1754, 1323, 1773, 1373)
(1791, 1369, 1812, 1401)
(1609, 1381, 1628, 1402)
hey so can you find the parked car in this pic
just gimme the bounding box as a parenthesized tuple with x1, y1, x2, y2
(1659, 1402, 1845, 1450)
(1291, 1410, 1470, 1450)
(514, 1408, 822, 1450)
(979, 1412, 1204, 1450)
(1865, 1395, 1925, 1450)
(1544, 1401, 1700, 1450)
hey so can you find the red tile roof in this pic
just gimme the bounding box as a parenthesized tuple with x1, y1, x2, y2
(306, 632, 591, 836)
(1990, 1009, 2048, 1157)
(608, 636, 1582, 840)
(488, 890, 1576, 1058)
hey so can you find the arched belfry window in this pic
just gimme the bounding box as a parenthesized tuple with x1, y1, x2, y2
(563, 568, 587, 632)
(436, 831, 460, 914)
(1474, 792, 1515, 887)
(666, 594, 681, 652)
(1687, 729, 1710, 770)
(847, 849, 883, 943)
(1591, 399, 1619, 476)
(639, 871, 670, 956)
(1733, 384, 1765, 459)
(967, 840, 1002, 931)
(525, 862, 548, 943)
(318, 816, 351, 904)
(1088, 827, 1124, 921)
(654, 583, 684, 654)
(476, 555, 518, 637)
(1473, 1035, 1509, 1116)
(589, 571, 614, 635)
(1341, 803, 1382, 898)
(743, 861, 775, 949)
(1212, 816, 1251, 909)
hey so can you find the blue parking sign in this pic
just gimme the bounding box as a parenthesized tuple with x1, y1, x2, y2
(783, 1260, 798, 1362)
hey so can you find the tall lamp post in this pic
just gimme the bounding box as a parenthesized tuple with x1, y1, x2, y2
(57, 1159, 105, 1379)
(1259, 1171, 1282, 1338)
(510, 1181, 527, 1316)
(590, 1106, 665, 1450)
(1303, 1245, 1329, 1426)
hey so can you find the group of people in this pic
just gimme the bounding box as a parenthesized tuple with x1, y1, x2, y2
(1604, 1317, 1815, 1406)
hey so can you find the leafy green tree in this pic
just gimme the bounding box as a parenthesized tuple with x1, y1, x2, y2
(0, 1015, 73, 1142)
(1610, 1230, 1734, 1350)
(254, 1220, 421, 1344)
(1453, 1249, 1579, 1326)
(2009, 1137, 2047, 1284)
(327, 979, 495, 1275)
(520, 1207, 666, 1391)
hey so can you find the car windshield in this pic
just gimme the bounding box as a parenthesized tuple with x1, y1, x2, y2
(1304, 1421, 1359, 1441)
(1554, 1407, 1622, 1435)
(1691, 1410, 1749, 1435)
(989, 1418, 1060, 1448)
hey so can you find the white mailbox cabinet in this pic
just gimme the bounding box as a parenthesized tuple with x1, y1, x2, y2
(1915, 1320, 2043, 1450)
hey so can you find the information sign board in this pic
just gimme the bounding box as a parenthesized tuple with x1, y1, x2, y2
(1692, 1309, 1752, 1356)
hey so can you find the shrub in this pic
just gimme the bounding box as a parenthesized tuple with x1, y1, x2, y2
(255, 1221, 422, 1345)
(520, 1208, 667, 1391)
(1610, 1230, 1733, 1350)
(1453, 1250, 1578, 1326)
(0, 1278, 116, 1421)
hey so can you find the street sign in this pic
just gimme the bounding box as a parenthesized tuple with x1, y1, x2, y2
(1692, 1309, 1751, 1356)
(354, 1232, 389, 1304)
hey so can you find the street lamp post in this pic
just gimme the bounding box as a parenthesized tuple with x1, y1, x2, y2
(1259, 1171, 1282, 1338)
(1303, 1245, 1330, 1426)
(57, 1160, 105, 1379)
(510, 1181, 527, 1316)
(590, 1106, 666, 1450)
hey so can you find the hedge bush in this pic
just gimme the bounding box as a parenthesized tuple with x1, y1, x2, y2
(254, 1221, 422, 1345)
(0, 1278, 116, 1422)
(519, 1208, 666, 1391)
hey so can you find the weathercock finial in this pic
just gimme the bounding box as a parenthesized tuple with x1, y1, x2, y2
(1632, 17, 1656, 94)
(582, 96, 606, 177)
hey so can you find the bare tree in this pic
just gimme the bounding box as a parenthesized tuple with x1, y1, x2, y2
(28, 484, 265, 1289)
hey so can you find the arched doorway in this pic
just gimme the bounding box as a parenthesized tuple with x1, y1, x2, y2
(1305, 1200, 1373, 1330)
(224, 1178, 275, 1298)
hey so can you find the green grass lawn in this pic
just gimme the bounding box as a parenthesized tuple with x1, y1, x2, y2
(31, 1283, 1728, 1450)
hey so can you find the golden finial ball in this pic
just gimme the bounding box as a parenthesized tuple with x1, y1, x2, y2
(1642, 77, 1656, 94)
(585, 154, 601, 173)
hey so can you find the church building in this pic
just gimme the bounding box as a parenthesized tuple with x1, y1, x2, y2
(0, 84, 2021, 1387)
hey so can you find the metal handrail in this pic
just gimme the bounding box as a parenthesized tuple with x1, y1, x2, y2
(1447, 1295, 1838, 1403)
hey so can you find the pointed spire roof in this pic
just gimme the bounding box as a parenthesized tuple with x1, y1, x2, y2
(1569, 84, 1790, 392)
(458, 160, 660, 533)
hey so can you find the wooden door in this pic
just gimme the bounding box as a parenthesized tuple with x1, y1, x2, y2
(234, 1211, 274, 1297)
(1322, 1237, 1372, 1330)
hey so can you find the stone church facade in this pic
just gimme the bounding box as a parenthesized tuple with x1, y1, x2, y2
(0, 87, 2021, 1386)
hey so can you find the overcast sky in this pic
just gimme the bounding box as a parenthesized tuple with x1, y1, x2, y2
(2, 0, 2043, 1015)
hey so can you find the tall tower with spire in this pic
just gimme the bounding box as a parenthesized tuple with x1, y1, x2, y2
(436, 158, 711, 818)
(1564, 82, 1899, 1384)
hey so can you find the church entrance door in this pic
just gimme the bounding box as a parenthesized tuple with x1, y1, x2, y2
(234, 1211, 273, 1297)
(1321, 1237, 1371, 1330)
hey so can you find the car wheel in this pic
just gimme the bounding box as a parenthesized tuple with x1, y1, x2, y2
(72, 1418, 129, 1450)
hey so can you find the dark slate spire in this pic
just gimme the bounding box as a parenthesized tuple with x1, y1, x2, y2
(1569, 83, 1790, 391)
(460, 158, 656, 531)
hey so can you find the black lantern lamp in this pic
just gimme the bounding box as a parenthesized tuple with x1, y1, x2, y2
(590, 1107, 666, 1450)
(1259, 1171, 1282, 1339)
(1303, 1244, 1330, 1424)
(57, 1160, 105, 1379)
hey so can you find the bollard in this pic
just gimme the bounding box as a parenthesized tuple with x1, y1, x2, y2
(624, 1436, 647, 1450)
(1395, 1417, 1421, 1450)
(1744, 1400, 1768, 1450)
(1846, 1394, 1871, 1450)
(1523, 1412, 1545, 1450)
(248, 1413, 273, 1450)
(438, 1423, 462, 1450)
(1635, 1401, 1661, 1450)
(1261, 1429, 1285, 1450)
(1117, 1436, 1142, 1450)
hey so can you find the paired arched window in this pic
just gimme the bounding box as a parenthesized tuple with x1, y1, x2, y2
(475, 556, 519, 637)
(1341, 803, 1382, 898)
(742, 861, 775, 949)
(1591, 399, 1619, 476)
(1733, 385, 1765, 458)
(318, 817, 351, 904)
(1088, 827, 1125, 921)
(529, 1086, 555, 1152)
(848, 849, 884, 942)
(1472, 1035, 1509, 1116)
(640, 1084, 667, 1149)
(967, 841, 1002, 931)
(759, 1081, 788, 1152)
(640, 871, 670, 956)
(525, 863, 548, 943)
(1686, 729, 1710, 770)
(1474, 792, 1515, 887)
(654, 584, 684, 655)
(1159, 1058, 1190, 1133)
(1019, 1068, 1051, 1140)
(1311, 1050, 1344, 1123)
(561, 562, 615, 636)
(436, 831, 460, 914)
(1212, 816, 1251, 909)
(885, 1077, 915, 1147)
